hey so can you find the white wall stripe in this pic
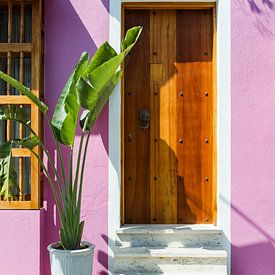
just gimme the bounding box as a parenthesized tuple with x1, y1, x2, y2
(108, 1, 122, 272)
(216, 0, 231, 273)
(108, 1, 231, 274)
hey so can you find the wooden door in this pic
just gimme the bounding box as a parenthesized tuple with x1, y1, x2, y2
(123, 8, 215, 224)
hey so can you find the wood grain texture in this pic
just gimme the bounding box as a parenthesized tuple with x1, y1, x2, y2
(123, 3, 215, 9)
(12, 148, 31, 157)
(19, 0, 25, 200)
(212, 7, 217, 224)
(30, 0, 42, 209)
(151, 10, 178, 224)
(176, 10, 214, 223)
(123, 6, 215, 224)
(0, 43, 32, 53)
(0, 95, 32, 104)
(124, 9, 151, 223)
(0, 200, 32, 209)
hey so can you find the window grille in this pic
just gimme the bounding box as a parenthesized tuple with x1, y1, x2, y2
(0, 0, 42, 209)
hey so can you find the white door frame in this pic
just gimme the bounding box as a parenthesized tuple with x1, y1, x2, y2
(108, 1, 231, 273)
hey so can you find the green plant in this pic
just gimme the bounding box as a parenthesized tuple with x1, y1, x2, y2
(0, 26, 142, 250)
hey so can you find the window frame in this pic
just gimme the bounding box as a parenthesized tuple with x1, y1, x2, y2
(0, 0, 43, 209)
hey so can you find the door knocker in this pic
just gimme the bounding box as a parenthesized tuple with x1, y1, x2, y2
(138, 109, 150, 130)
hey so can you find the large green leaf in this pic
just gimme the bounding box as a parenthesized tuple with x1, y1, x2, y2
(0, 135, 39, 201)
(76, 42, 118, 110)
(0, 142, 18, 201)
(75, 77, 97, 110)
(121, 26, 143, 52)
(0, 71, 48, 114)
(80, 70, 123, 130)
(0, 105, 30, 125)
(51, 52, 89, 146)
(19, 135, 40, 149)
(87, 27, 142, 96)
(86, 42, 117, 74)
(77, 27, 142, 115)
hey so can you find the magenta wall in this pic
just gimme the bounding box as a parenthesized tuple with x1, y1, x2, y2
(232, 1, 275, 274)
(0, 211, 40, 275)
(42, 1, 110, 275)
(3, 2, 275, 275)
(0, 2, 110, 275)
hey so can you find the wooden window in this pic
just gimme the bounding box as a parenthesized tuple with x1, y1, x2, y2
(0, 0, 43, 209)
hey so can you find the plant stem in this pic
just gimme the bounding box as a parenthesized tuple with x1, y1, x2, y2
(24, 123, 67, 209)
(77, 128, 92, 211)
(45, 115, 68, 191)
(73, 117, 89, 204)
(23, 122, 73, 245)
(31, 148, 65, 225)
(39, 141, 68, 209)
(69, 147, 73, 194)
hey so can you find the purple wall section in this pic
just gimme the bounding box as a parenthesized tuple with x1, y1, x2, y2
(232, 1, 275, 274)
(42, 1, 110, 275)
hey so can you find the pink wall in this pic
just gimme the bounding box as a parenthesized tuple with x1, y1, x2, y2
(232, 1, 275, 274)
(0, 2, 110, 275)
(4, 2, 275, 275)
(42, 1, 110, 275)
(0, 211, 40, 275)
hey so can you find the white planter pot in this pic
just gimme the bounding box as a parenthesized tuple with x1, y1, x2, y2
(48, 241, 95, 275)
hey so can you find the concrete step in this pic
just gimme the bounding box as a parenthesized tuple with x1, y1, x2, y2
(116, 224, 223, 248)
(114, 246, 227, 274)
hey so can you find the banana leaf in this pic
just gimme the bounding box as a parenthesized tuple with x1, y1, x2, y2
(87, 27, 142, 97)
(51, 52, 89, 146)
(0, 142, 18, 201)
(0, 105, 40, 200)
(0, 105, 30, 125)
(77, 27, 142, 129)
(86, 42, 117, 73)
(18, 135, 40, 149)
(80, 70, 123, 130)
(121, 26, 143, 52)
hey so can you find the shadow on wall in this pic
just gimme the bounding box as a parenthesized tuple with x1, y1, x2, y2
(221, 196, 275, 275)
(42, 0, 108, 275)
(101, 0, 109, 12)
(98, 234, 112, 275)
(246, 0, 274, 12)
(233, 0, 274, 37)
(232, 242, 275, 275)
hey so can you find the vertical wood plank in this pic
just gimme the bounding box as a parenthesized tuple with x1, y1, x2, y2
(212, 8, 217, 224)
(19, 0, 25, 200)
(176, 10, 214, 223)
(201, 9, 214, 223)
(177, 10, 201, 223)
(151, 10, 178, 224)
(149, 10, 157, 223)
(30, 0, 42, 208)
(6, 0, 12, 140)
(124, 9, 151, 223)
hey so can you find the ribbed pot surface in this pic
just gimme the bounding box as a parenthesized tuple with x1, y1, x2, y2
(48, 241, 95, 275)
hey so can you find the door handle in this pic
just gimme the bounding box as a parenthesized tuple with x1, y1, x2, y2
(138, 109, 150, 130)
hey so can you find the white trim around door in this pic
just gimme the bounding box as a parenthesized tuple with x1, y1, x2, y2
(108, 1, 231, 273)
